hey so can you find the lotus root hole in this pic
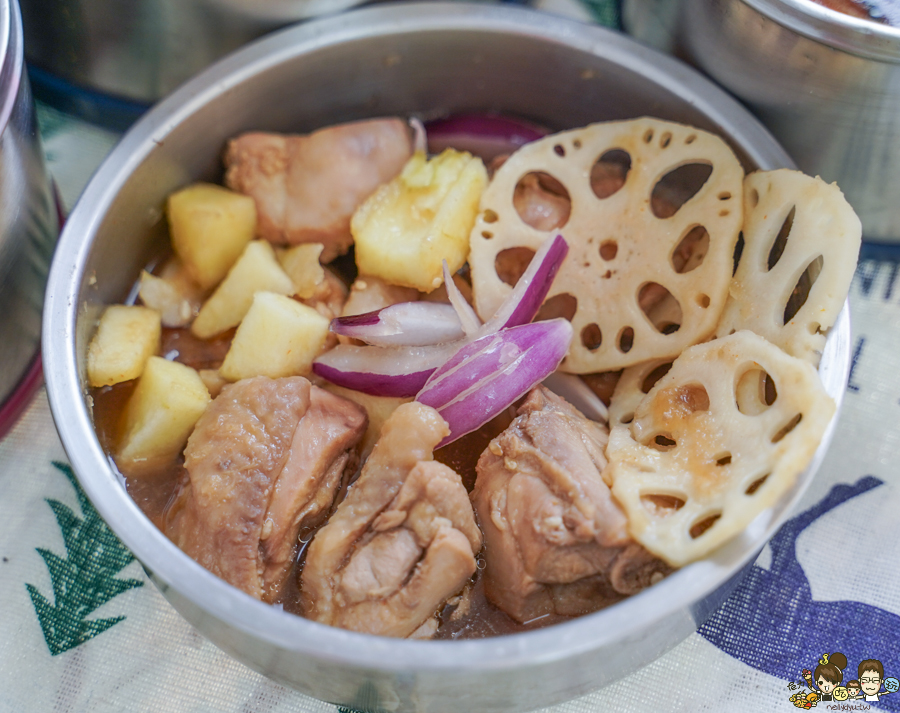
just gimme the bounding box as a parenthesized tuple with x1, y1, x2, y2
(749, 188, 760, 208)
(767, 206, 796, 271)
(591, 149, 631, 199)
(736, 368, 777, 415)
(673, 225, 709, 274)
(660, 132, 672, 148)
(638, 283, 683, 334)
(573, 139, 582, 149)
(745, 473, 770, 496)
(600, 240, 618, 261)
(483, 209, 498, 223)
(536, 293, 578, 322)
(784, 255, 824, 325)
(495, 247, 535, 286)
(772, 413, 803, 443)
(514, 171, 571, 230)
(685, 134, 697, 145)
(618, 327, 635, 353)
(733, 233, 745, 275)
(620, 412, 634, 425)
(644, 129, 654, 144)
(481, 231, 494, 240)
(719, 209, 730, 217)
(640, 494, 685, 517)
(554, 144, 565, 157)
(697, 293, 711, 309)
(641, 362, 673, 393)
(581, 323, 603, 351)
(690, 513, 721, 539)
(719, 192, 731, 200)
(714, 452, 732, 466)
(676, 383, 711, 412)
(645, 433, 676, 451)
(651, 162, 713, 219)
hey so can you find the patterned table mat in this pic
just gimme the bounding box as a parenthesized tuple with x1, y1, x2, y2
(4, 3, 900, 710)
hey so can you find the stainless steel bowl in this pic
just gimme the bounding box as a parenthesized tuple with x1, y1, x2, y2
(623, 0, 900, 243)
(0, 0, 58, 430)
(20, 0, 369, 105)
(42, 4, 851, 711)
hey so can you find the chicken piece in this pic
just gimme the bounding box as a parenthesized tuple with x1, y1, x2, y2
(260, 386, 367, 600)
(165, 377, 366, 602)
(471, 387, 669, 623)
(225, 119, 414, 262)
(302, 402, 481, 638)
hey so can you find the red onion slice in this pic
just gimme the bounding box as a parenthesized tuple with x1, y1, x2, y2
(331, 302, 464, 346)
(484, 233, 569, 331)
(425, 114, 549, 161)
(311, 341, 461, 397)
(313, 234, 570, 398)
(417, 319, 573, 446)
(442, 260, 481, 337)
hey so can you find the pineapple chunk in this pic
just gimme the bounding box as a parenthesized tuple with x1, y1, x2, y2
(138, 268, 204, 328)
(117, 356, 211, 472)
(87, 305, 161, 387)
(219, 292, 330, 381)
(191, 240, 295, 339)
(277, 243, 325, 299)
(168, 182, 257, 290)
(351, 149, 487, 292)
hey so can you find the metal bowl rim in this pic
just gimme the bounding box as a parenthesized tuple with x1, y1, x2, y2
(740, 0, 900, 62)
(43, 0, 846, 678)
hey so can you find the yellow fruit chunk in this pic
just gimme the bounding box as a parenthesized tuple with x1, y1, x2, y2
(168, 182, 257, 290)
(219, 292, 330, 381)
(351, 149, 487, 292)
(117, 356, 211, 472)
(277, 243, 325, 299)
(87, 305, 161, 387)
(191, 240, 295, 339)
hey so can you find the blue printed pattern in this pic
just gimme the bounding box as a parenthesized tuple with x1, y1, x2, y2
(701, 478, 900, 708)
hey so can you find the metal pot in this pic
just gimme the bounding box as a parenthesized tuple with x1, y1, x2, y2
(42, 4, 850, 711)
(20, 0, 369, 108)
(623, 0, 900, 243)
(0, 0, 58, 434)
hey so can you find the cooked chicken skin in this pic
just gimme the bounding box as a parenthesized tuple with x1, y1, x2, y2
(301, 402, 481, 638)
(224, 118, 414, 262)
(471, 387, 669, 623)
(165, 377, 366, 602)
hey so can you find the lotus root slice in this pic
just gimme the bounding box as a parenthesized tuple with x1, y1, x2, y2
(469, 118, 744, 373)
(715, 170, 861, 365)
(606, 330, 835, 567)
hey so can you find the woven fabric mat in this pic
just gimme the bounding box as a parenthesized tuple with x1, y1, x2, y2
(3, 4, 900, 710)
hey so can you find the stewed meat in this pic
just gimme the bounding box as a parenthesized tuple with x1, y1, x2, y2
(302, 402, 481, 638)
(471, 387, 670, 623)
(224, 118, 414, 261)
(165, 376, 366, 602)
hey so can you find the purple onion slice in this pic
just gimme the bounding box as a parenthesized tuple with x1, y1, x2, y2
(417, 318, 573, 446)
(311, 341, 461, 397)
(442, 260, 481, 337)
(425, 114, 549, 161)
(331, 302, 465, 346)
(484, 233, 569, 331)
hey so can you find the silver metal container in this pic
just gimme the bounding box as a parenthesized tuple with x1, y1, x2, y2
(0, 0, 58, 432)
(20, 0, 368, 106)
(42, 4, 850, 711)
(623, 0, 900, 243)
